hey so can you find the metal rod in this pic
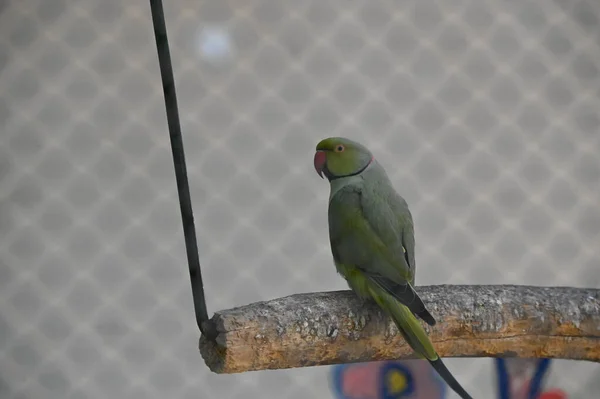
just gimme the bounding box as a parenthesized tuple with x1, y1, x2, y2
(148, 0, 214, 339)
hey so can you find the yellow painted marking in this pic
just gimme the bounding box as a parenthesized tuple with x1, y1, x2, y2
(386, 369, 408, 394)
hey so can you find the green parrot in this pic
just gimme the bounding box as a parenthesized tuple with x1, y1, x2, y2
(313, 137, 473, 399)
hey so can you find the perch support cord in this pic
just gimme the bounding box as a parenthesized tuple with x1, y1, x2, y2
(149, 0, 216, 340)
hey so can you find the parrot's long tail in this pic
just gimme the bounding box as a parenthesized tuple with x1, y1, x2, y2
(428, 358, 473, 399)
(372, 289, 474, 399)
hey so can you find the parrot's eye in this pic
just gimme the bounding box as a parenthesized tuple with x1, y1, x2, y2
(334, 144, 345, 153)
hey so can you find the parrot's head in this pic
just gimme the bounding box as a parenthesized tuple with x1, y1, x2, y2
(314, 137, 374, 181)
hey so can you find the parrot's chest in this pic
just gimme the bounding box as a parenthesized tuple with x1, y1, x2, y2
(329, 175, 363, 201)
(327, 182, 380, 266)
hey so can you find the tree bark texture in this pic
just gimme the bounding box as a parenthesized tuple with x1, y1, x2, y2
(198, 285, 600, 373)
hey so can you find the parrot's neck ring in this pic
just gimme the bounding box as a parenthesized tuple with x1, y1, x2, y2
(326, 156, 374, 181)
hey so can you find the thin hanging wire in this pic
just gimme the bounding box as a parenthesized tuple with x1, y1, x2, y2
(149, 0, 215, 339)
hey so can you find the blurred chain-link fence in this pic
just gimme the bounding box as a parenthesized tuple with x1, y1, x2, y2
(1, 0, 599, 398)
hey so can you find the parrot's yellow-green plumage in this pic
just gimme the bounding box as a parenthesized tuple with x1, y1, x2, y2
(314, 137, 473, 399)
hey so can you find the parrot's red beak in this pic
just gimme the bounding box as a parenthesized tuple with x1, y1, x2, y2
(314, 150, 327, 179)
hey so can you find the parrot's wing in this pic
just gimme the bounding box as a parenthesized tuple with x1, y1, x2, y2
(388, 194, 416, 279)
(329, 184, 436, 326)
(367, 190, 417, 276)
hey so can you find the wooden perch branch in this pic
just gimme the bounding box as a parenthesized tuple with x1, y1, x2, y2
(199, 285, 600, 373)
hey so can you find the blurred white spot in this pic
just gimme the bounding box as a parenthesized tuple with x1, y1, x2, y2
(197, 26, 234, 64)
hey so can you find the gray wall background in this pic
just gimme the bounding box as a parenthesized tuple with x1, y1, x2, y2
(1, 0, 599, 398)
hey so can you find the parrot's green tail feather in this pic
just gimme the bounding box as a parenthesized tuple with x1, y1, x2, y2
(372, 288, 473, 399)
(386, 298, 437, 360)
